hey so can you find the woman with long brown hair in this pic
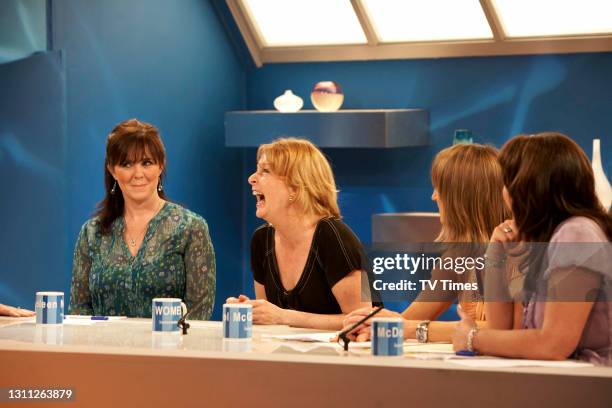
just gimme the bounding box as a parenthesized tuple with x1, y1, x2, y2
(343, 143, 509, 342)
(69, 119, 216, 319)
(453, 132, 612, 365)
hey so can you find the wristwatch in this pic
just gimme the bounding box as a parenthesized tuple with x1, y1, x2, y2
(416, 320, 431, 343)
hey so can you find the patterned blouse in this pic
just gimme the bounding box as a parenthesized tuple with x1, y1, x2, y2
(69, 202, 216, 320)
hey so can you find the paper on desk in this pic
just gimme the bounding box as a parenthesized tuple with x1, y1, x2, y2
(262, 333, 450, 352)
(263, 332, 338, 343)
(262, 332, 373, 349)
(403, 343, 454, 354)
(447, 358, 593, 368)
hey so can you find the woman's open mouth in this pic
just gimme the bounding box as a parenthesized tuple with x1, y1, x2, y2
(253, 190, 265, 207)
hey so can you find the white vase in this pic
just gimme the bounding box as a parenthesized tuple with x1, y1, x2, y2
(592, 139, 612, 209)
(273, 90, 303, 113)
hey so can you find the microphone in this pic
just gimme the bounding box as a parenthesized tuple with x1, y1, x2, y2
(337, 306, 383, 351)
(177, 296, 209, 335)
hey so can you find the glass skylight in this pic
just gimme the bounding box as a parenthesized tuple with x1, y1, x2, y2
(493, 0, 612, 38)
(242, 0, 367, 47)
(361, 0, 493, 42)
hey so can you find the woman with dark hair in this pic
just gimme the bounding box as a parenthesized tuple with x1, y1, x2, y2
(453, 132, 612, 365)
(69, 119, 215, 319)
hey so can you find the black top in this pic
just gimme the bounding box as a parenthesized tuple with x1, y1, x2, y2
(251, 217, 367, 314)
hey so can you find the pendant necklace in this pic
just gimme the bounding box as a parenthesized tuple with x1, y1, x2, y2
(126, 199, 164, 247)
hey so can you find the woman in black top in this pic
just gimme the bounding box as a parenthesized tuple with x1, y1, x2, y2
(228, 138, 371, 329)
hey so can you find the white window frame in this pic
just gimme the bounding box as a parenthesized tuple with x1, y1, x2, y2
(227, 0, 612, 67)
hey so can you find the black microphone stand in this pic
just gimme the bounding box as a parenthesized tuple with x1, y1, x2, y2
(337, 306, 384, 351)
(177, 297, 209, 335)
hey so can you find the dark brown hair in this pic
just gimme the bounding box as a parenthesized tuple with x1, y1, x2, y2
(95, 119, 168, 234)
(499, 132, 612, 242)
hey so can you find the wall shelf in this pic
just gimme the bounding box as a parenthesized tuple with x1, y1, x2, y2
(225, 109, 429, 148)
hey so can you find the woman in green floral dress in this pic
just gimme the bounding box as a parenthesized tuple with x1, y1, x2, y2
(69, 119, 215, 319)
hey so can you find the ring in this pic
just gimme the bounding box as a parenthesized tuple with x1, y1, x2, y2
(502, 225, 513, 233)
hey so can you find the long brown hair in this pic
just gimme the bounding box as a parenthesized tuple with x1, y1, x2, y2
(95, 119, 168, 234)
(499, 132, 612, 242)
(257, 138, 340, 218)
(431, 144, 509, 242)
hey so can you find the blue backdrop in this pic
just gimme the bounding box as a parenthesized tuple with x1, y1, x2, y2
(1, 0, 611, 318)
(1, 0, 246, 320)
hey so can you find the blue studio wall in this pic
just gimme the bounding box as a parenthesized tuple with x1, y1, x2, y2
(243, 53, 612, 260)
(2, 1, 612, 318)
(1, 0, 246, 319)
(0, 51, 67, 307)
(0, 0, 46, 63)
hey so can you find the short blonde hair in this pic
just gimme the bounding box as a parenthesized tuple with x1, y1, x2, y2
(431, 144, 509, 242)
(257, 138, 340, 218)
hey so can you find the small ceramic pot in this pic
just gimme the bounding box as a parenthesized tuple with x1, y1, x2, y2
(273, 90, 303, 112)
(311, 81, 344, 112)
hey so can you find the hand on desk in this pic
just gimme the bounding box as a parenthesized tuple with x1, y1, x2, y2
(226, 294, 251, 304)
(0, 303, 36, 317)
(225, 295, 288, 325)
(341, 307, 402, 342)
(451, 305, 477, 351)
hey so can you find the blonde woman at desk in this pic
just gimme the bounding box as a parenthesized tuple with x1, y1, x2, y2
(453, 133, 612, 365)
(342, 143, 510, 343)
(227, 138, 371, 330)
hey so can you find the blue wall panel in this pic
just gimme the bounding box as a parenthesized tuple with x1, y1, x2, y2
(0, 0, 47, 63)
(245, 53, 612, 249)
(0, 0, 246, 319)
(0, 51, 67, 307)
(50, 0, 246, 319)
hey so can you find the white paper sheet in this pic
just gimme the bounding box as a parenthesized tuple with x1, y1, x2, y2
(403, 343, 455, 354)
(262, 332, 338, 343)
(447, 358, 593, 368)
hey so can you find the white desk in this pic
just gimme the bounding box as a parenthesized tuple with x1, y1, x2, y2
(1, 318, 611, 407)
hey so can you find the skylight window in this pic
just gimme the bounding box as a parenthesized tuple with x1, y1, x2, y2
(493, 0, 612, 38)
(241, 0, 367, 47)
(361, 0, 493, 42)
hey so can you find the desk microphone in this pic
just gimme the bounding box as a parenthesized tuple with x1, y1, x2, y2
(337, 306, 383, 351)
(177, 297, 209, 335)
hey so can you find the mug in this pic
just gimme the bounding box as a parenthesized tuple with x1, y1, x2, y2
(371, 317, 404, 356)
(152, 298, 186, 333)
(35, 291, 64, 325)
(222, 303, 252, 339)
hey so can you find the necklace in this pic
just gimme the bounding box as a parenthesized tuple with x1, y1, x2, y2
(125, 199, 164, 247)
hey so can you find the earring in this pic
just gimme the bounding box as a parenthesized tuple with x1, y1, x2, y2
(157, 178, 163, 192)
(110, 180, 117, 195)
(288, 194, 295, 202)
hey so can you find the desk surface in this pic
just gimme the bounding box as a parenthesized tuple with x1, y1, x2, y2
(1, 318, 611, 407)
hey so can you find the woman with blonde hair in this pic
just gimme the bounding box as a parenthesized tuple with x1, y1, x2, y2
(227, 138, 371, 330)
(343, 143, 509, 342)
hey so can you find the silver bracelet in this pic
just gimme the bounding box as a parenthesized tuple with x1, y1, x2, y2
(484, 253, 506, 268)
(467, 326, 479, 353)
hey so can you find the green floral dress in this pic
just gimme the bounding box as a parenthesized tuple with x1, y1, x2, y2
(69, 202, 215, 319)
